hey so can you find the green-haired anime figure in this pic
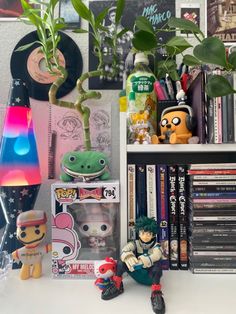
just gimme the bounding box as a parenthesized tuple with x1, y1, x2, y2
(101, 216, 165, 314)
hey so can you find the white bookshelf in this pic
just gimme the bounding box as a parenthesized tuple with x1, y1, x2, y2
(119, 110, 236, 259)
(127, 143, 236, 153)
(2, 255, 236, 314)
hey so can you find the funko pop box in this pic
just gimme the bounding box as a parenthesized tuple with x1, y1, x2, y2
(51, 180, 120, 279)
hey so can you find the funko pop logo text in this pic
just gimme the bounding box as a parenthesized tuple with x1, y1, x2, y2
(79, 188, 102, 200)
(55, 188, 77, 204)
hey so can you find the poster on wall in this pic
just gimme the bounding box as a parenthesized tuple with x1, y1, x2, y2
(59, 0, 80, 29)
(180, 3, 200, 35)
(88, 0, 176, 90)
(48, 104, 112, 180)
(0, 0, 36, 20)
(207, 0, 236, 43)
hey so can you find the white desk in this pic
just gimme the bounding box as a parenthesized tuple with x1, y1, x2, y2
(1, 256, 236, 314)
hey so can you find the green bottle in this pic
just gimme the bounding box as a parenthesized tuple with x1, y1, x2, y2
(126, 53, 157, 144)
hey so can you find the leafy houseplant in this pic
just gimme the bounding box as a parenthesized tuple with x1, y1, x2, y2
(131, 16, 236, 98)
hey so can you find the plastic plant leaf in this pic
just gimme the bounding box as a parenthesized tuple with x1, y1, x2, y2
(132, 30, 157, 51)
(135, 16, 155, 34)
(168, 17, 204, 37)
(206, 75, 235, 97)
(193, 37, 228, 68)
(183, 54, 201, 66)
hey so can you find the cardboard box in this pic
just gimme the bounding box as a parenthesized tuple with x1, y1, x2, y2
(51, 180, 119, 279)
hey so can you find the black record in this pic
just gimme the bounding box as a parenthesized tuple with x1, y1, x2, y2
(10, 31, 83, 101)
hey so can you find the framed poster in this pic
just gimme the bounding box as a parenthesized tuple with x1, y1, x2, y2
(0, 0, 26, 20)
(180, 3, 200, 36)
(59, 0, 80, 29)
(207, 0, 236, 43)
(89, 0, 176, 90)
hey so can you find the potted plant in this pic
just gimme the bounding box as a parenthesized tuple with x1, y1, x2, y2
(131, 16, 236, 98)
(19, 0, 131, 181)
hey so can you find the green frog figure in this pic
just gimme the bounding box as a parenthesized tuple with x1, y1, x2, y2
(60, 151, 111, 182)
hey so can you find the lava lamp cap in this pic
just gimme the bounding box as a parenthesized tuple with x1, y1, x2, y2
(7, 79, 30, 108)
(17, 210, 47, 227)
(134, 53, 149, 66)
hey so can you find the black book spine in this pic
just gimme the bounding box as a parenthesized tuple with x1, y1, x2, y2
(168, 165, 179, 270)
(135, 164, 147, 218)
(178, 165, 188, 270)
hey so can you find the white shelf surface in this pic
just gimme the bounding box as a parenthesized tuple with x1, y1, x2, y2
(2, 255, 236, 314)
(127, 144, 236, 153)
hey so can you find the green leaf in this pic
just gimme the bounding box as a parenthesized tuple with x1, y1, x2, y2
(95, 7, 109, 27)
(15, 41, 41, 52)
(132, 30, 157, 51)
(115, 0, 125, 24)
(183, 54, 201, 66)
(158, 59, 177, 72)
(54, 23, 66, 32)
(165, 36, 192, 55)
(228, 51, 236, 70)
(206, 75, 235, 97)
(135, 16, 155, 34)
(193, 37, 228, 68)
(71, 0, 92, 22)
(20, 0, 40, 25)
(168, 17, 204, 37)
(169, 71, 180, 81)
(73, 28, 88, 34)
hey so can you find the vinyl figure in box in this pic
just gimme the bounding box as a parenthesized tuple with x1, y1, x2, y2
(101, 216, 165, 314)
(52, 213, 81, 274)
(75, 205, 113, 249)
(94, 257, 117, 291)
(11, 210, 51, 280)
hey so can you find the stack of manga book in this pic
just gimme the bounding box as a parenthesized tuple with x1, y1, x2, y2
(127, 163, 189, 270)
(188, 163, 236, 274)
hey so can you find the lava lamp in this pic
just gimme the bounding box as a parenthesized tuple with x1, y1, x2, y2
(0, 79, 41, 268)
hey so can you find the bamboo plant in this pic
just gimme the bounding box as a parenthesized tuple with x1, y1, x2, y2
(19, 0, 127, 151)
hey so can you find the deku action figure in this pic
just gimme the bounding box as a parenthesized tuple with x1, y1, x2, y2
(101, 216, 165, 314)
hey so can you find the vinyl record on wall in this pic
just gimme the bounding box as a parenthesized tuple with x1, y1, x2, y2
(10, 31, 83, 101)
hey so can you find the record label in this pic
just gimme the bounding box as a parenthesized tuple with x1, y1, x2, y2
(27, 47, 65, 85)
(11, 31, 83, 101)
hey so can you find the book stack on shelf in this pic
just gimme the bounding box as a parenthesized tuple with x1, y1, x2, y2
(207, 72, 235, 144)
(182, 70, 236, 144)
(188, 163, 236, 274)
(127, 163, 189, 271)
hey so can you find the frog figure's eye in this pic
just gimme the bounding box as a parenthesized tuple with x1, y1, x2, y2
(99, 159, 105, 166)
(69, 155, 76, 162)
